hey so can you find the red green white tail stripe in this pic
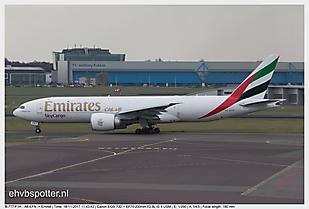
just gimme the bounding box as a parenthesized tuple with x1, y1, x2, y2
(199, 55, 280, 119)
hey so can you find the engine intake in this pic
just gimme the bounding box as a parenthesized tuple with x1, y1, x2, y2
(91, 113, 123, 131)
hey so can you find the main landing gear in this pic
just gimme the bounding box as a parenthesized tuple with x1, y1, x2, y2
(134, 119, 160, 134)
(135, 127, 160, 134)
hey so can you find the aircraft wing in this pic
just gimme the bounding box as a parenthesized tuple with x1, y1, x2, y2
(117, 102, 180, 120)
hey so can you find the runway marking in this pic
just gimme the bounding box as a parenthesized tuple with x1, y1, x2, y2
(5, 138, 174, 185)
(239, 193, 304, 200)
(98, 143, 177, 151)
(50, 168, 123, 174)
(199, 156, 288, 167)
(26, 136, 44, 139)
(98, 147, 178, 150)
(78, 139, 89, 141)
(5, 149, 133, 184)
(175, 140, 302, 151)
(266, 140, 304, 146)
(28, 146, 106, 153)
(275, 167, 304, 191)
(174, 135, 304, 148)
(241, 159, 303, 196)
(34, 145, 295, 155)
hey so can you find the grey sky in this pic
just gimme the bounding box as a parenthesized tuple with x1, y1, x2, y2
(5, 5, 304, 62)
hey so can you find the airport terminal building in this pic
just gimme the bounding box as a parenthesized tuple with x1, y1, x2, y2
(53, 47, 304, 87)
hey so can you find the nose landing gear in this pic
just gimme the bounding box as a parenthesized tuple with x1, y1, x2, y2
(35, 127, 41, 133)
(31, 121, 41, 133)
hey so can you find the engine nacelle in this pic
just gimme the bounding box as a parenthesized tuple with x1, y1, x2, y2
(91, 113, 122, 131)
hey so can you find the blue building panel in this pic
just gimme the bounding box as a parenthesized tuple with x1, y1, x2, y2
(271, 72, 286, 84)
(204, 72, 304, 85)
(205, 72, 249, 84)
(112, 72, 137, 84)
(59, 57, 304, 86)
(288, 73, 304, 84)
(271, 72, 304, 84)
(72, 70, 304, 86)
(136, 73, 151, 84)
(151, 73, 170, 84)
(166, 73, 201, 84)
(73, 71, 202, 86)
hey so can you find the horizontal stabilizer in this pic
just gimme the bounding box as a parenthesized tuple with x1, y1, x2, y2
(239, 99, 285, 107)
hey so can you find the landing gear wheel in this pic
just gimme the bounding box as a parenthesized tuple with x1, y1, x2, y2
(154, 128, 160, 134)
(35, 128, 41, 133)
(148, 128, 154, 134)
(135, 126, 160, 134)
(135, 129, 141, 134)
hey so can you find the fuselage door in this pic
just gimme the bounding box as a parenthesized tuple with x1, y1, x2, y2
(36, 103, 43, 114)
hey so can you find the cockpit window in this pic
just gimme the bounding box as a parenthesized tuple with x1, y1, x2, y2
(19, 106, 25, 109)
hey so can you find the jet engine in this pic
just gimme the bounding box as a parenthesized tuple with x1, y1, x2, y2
(91, 113, 124, 131)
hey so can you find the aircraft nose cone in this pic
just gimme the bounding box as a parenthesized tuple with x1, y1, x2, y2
(13, 109, 19, 117)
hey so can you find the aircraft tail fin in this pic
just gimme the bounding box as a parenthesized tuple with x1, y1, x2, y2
(235, 54, 280, 103)
(199, 55, 280, 119)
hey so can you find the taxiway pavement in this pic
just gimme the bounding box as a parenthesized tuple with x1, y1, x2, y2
(5, 132, 304, 204)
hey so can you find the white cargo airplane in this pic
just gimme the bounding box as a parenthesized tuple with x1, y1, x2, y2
(13, 55, 284, 134)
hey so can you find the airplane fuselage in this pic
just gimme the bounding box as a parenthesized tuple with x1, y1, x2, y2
(13, 95, 271, 124)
